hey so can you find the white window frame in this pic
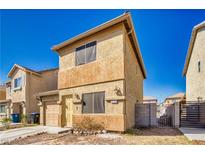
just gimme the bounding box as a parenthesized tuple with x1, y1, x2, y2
(13, 77, 22, 90)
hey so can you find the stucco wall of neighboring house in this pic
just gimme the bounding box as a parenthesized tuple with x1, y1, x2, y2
(186, 27, 205, 101)
(124, 32, 144, 129)
(10, 69, 27, 103)
(0, 89, 6, 100)
(6, 84, 12, 100)
(58, 23, 124, 89)
(28, 69, 58, 114)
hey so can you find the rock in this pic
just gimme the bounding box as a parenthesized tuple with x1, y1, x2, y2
(102, 130, 107, 134)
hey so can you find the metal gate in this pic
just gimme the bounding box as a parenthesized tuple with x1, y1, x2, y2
(180, 102, 205, 128)
(157, 115, 172, 127)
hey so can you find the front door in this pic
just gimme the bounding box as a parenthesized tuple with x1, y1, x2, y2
(62, 95, 73, 127)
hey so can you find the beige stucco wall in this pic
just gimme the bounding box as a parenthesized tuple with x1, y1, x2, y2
(60, 80, 125, 115)
(124, 33, 144, 129)
(6, 86, 12, 100)
(0, 90, 6, 100)
(58, 23, 124, 89)
(5, 68, 58, 116)
(10, 69, 27, 103)
(49, 22, 145, 131)
(186, 27, 205, 101)
(59, 80, 126, 131)
(28, 69, 58, 114)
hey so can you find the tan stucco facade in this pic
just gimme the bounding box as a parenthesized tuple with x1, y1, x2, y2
(0, 86, 6, 100)
(2, 65, 58, 119)
(39, 13, 146, 132)
(186, 27, 205, 101)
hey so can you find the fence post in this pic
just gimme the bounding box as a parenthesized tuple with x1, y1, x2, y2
(174, 102, 180, 128)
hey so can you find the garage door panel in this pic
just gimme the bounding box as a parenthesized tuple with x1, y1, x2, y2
(45, 101, 59, 127)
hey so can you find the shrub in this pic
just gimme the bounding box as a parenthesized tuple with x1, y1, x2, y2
(76, 117, 104, 131)
(21, 114, 28, 126)
(1, 117, 11, 129)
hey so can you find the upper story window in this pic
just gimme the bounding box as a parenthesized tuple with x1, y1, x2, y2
(75, 41, 96, 66)
(14, 77, 22, 89)
(198, 61, 201, 73)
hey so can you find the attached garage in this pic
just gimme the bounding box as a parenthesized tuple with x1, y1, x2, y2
(44, 101, 60, 126)
(36, 90, 61, 127)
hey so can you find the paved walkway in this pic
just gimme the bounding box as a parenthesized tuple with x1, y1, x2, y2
(179, 127, 205, 141)
(0, 126, 71, 144)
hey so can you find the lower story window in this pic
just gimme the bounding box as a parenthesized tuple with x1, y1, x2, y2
(0, 105, 6, 113)
(82, 92, 105, 113)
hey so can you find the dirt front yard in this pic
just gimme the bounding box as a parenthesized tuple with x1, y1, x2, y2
(4, 128, 205, 145)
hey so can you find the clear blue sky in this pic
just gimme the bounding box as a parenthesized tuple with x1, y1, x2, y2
(1, 10, 205, 102)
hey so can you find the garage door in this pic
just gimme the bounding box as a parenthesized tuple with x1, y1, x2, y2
(45, 101, 59, 127)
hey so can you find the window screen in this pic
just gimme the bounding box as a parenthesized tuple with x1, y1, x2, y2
(75, 41, 96, 66)
(82, 92, 105, 113)
(86, 41, 96, 63)
(94, 92, 105, 113)
(82, 93, 93, 113)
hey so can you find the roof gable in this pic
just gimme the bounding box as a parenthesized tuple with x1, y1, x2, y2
(166, 92, 185, 100)
(8, 64, 40, 78)
(183, 21, 205, 76)
(52, 12, 146, 78)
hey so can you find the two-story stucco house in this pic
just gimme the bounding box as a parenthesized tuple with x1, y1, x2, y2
(183, 21, 205, 101)
(37, 12, 146, 132)
(0, 64, 58, 120)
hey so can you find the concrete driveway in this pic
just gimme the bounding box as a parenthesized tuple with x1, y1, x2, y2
(0, 126, 71, 144)
(179, 127, 205, 141)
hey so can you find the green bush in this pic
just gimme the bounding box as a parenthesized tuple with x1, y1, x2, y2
(1, 117, 12, 129)
(21, 114, 28, 126)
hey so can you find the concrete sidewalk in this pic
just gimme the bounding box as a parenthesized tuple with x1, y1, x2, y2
(0, 126, 71, 144)
(179, 127, 205, 141)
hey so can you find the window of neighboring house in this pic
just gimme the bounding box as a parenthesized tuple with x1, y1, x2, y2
(82, 92, 105, 114)
(75, 41, 96, 66)
(198, 61, 201, 73)
(0, 105, 6, 113)
(14, 77, 22, 88)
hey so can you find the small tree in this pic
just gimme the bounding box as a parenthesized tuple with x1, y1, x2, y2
(1, 117, 11, 129)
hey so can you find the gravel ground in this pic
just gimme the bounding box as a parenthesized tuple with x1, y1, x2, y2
(3, 128, 205, 145)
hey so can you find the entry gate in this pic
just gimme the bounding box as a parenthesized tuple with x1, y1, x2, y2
(180, 102, 205, 128)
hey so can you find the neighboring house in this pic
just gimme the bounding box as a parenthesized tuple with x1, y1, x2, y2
(183, 21, 205, 102)
(37, 12, 147, 132)
(0, 85, 6, 100)
(0, 85, 6, 119)
(160, 92, 185, 117)
(143, 96, 157, 104)
(0, 64, 58, 119)
(163, 92, 185, 107)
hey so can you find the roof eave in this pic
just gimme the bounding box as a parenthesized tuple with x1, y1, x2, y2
(8, 64, 41, 78)
(183, 21, 205, 76)
(51, 12, 147, 78)
(52, 13, 130, 51)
